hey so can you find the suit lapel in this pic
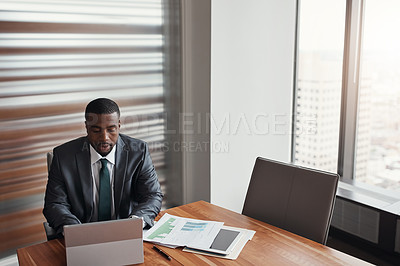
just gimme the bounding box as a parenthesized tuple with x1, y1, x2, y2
(76, 139, 93, 222)
(114, 136, 129, 217)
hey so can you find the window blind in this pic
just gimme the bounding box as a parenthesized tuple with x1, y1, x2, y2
(0, 0, 168, 256)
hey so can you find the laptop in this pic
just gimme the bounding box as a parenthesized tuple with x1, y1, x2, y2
(64, 217, 144, 266)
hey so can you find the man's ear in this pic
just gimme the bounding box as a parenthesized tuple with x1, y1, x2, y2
(118, 120, 121, 129)
(85, 121, 89, 133)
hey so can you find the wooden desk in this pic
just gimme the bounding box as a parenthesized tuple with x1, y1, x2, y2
(18, 201, 370, 265)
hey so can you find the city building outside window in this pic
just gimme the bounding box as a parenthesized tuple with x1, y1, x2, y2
(293, 0, 400, 193)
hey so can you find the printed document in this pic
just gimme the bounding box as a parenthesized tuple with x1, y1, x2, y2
(144, 213, 224, 249)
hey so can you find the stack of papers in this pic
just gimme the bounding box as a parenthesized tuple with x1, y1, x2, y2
(144, 213, 224, 249)
(144, 213, 255, 260)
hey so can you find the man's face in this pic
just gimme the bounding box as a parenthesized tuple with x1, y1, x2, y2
(85, 112, 120, 156)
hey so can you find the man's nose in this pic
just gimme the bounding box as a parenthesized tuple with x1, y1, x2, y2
(100, 130, 110, 141)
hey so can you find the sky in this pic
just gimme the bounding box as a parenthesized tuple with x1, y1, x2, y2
(299, 0, 400, 54)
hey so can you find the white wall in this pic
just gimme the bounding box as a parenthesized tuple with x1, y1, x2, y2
(211, 0, 297, 212)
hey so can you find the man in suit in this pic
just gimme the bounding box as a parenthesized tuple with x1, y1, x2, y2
(43, 98, 163, 236)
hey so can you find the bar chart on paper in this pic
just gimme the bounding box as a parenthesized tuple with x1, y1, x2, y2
(147, 217, 176, 240)
(144, 213, 224, 248)
(181, 222, 207, 231)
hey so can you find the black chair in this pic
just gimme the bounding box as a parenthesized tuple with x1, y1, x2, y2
(242, 157, 339, 244)
(43, 151, 60, 240)
(43, 222, 60, 241)
(46, 151, 53, 172)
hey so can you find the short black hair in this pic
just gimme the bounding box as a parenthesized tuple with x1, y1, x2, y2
(85, 98, 120, 120)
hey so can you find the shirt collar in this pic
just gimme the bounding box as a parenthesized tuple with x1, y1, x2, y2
(89, 144, 116, 165)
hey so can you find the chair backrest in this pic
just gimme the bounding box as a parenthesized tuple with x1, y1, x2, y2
(242, 157, 339, 245)
(43, 222, 59, 241)
(46, 151, 53, 172)
(44, 151, 59, 240)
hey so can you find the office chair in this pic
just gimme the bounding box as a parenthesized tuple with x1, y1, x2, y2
(43, 151, 60, 240)
(43, 222, 59, 241)
(46, 151, 53, 172)
(242, 157, 339, 245)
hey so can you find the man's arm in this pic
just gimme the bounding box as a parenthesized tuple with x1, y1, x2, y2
(129, 143, 163, 227)
(43, 149, 81, 235)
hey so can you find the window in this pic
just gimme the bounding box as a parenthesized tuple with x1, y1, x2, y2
(293, 0, 346, 173)
(293, 0, 400, 193)
(355, 0, 400, 191)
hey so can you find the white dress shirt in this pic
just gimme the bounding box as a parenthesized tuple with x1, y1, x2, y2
(89, 144, 116, 221)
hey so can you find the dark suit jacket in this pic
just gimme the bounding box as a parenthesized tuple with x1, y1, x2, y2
(43, 134, 163, 235)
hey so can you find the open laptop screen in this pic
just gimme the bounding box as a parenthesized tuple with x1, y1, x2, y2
(64, 218, 143, 266)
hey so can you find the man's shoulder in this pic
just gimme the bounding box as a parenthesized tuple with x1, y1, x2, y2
(119, 134, 147, 151)
(54, 136, 88, 152)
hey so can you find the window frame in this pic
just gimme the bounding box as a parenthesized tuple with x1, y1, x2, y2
(337, 0, 364, 180)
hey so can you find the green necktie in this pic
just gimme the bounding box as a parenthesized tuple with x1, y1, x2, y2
(98, 159, 111, 221)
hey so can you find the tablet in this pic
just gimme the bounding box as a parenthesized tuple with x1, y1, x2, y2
(186, 227, 244, 255)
